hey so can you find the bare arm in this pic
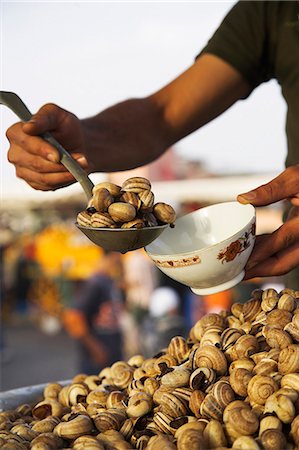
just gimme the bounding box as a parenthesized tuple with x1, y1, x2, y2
(6, 54, 250, 190)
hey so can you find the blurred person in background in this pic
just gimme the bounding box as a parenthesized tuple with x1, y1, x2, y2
(141, 286, 187, 357)
(6, 1, 299, 287)
(63, 251, 125, 375)
(121, 249, 157, 357)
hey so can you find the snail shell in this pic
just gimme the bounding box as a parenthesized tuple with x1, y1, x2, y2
(155, 354, 178, 371)
(189, 390, 205, 418)
(93, 187, 114, 212)
(161, 367, 190, 388)
(247, 375, 279, 406)
(223, 404, 259, 441)
(284, 322, 299, 343)
(138, 378, 157, 397)
(54, 414, 93, 440)
(291, 414, 299, 445)
(159, 392, 189, 418)
(121, 219, 145, 229)
(93, 408, 126, 432)
(278, 344, 299, 374)
(259, 414, 282, 436)
(292, 311, 299, 328)
(231, 302, 244, 319)
(152, 202, 176, 225)
(152, 385, 173, 405)
(86, 403, 106, 418)
(229, 357, 255, 373)
(174, 420, 207, 440)
(32, 399, 65, 420)
(147, 435, 177, 450)
(227, 315, 242, 329)
(211, 380, 235, 409)
(200, 394, 223, 421)
(119, 191, 141, 210)
(138, 190, 155, 212)
(83, 375, 101, 391)
(119, 418, 134, 441)
(167, 336, 190, 364)
(199, 331, 222, 348)
(173, 386, 193, 403)
(203, 419, 227, 449)
(176, 427, 206, 450)
(91, 212, 117, 228)
(127, 354, 145, 367)
(191, 345, 227, 376)
(189, 367, 216, 391)
(230, 368, 253, 397)
(234, 334, 259, 359)
(31, 416, 60, 433)
(152, 411, 173, 434)
(111, 361, 134, 389)
(281, 373, 299, 391)
(253, 358, 278, 376)
(264, 392, 295, 423)
(10, 423, 38, 442)
(169, 415, 197, 431)
(260, 429, 287, 450)
(262, 326, 293, 349)
(30, 432, 64, 449)
(73, 435, 105, 450)
(261, 289, 279, 312)
(278, 293, 296, 312)
(106, 391, 127, 410)
(221, 328, 245, 353)
(68, 383, 89, 405)
(77, 210, 92, 227)
(108, 202, 136, 223)
(242, 298, 262, 322)
(121, 176, 151, 193)
(266, 309, 292, 329)
(126, 392, 153, 418)
(93, 182, 121, 197)
(232, 436, 260, 450)
(142, 212, 159, 227)
(43, 383, 62, 400)
(277, 386, 298, 402)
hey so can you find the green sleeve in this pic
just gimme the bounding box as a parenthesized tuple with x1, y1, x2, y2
(200, 1, 276, 90)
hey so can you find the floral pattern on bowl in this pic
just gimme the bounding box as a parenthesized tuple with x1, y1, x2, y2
(218, 223, 256, 264)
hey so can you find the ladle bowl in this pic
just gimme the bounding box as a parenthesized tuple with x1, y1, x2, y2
(77, 223, 168, 253)
(0, 91, 168, 252)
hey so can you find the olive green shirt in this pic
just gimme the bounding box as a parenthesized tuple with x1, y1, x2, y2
(201, 0, 299, 169)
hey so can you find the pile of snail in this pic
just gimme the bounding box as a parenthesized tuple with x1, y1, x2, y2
(3, 287, 299, 449)
(77, 177, 176, 229)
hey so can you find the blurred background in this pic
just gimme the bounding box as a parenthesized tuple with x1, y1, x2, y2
(1, 1, 287, 390)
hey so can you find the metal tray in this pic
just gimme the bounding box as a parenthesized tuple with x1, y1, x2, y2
(0, 380, 70, 411)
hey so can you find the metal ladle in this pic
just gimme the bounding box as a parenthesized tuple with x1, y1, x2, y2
(0, 91, 167, 252)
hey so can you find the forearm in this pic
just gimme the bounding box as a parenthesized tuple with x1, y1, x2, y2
(81, 54, 251, 173)
(82, 96, 170, 173)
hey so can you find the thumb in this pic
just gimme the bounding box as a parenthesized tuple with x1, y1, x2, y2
(237, 166, 299, 207)
(22, 103, 66, 136)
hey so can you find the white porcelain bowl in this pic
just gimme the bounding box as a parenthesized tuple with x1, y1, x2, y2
(145, 202, 256, 295)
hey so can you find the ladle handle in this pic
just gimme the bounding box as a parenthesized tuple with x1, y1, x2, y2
(0, 91, 94, 200)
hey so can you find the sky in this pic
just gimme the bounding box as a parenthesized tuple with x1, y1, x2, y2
(1, 1, 287, 201)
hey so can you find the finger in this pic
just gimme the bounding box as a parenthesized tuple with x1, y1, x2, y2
(7, 123, 61, 163)
(245, 217, 299, 269)
(22, 103, 69, 136)
(8, 144, 88, 174)
(244, 242, 299, 279)
(237, 165, 299, 206)
(14, 166, 79, 191)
